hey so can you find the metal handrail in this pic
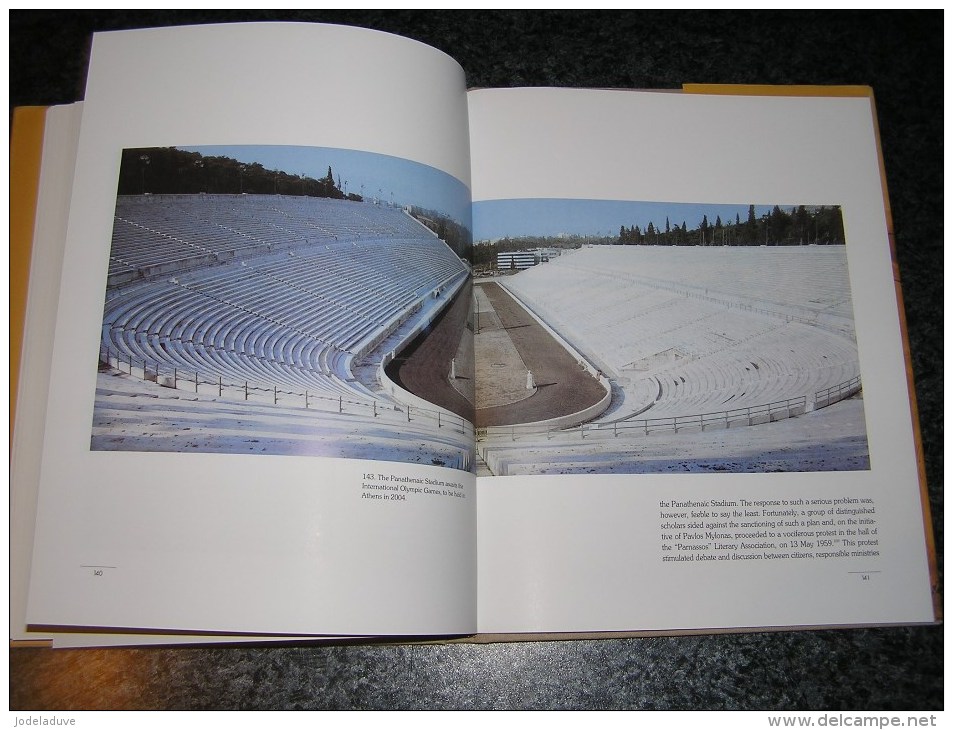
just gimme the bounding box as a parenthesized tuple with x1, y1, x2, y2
(99, 345, 474, 437)
(478, 375, 862, 441)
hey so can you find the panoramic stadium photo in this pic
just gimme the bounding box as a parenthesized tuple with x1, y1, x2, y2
(91, 145, 476, 472)
(471, 198, 869, 477)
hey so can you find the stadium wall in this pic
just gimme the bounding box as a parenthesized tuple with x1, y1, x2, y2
(377, 271, 472, 419)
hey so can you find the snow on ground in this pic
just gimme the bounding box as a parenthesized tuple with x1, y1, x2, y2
(480, 397, 868, 476)
(93, 370, 473, 470)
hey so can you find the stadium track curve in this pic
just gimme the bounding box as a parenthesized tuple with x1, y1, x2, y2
(384, 280, 475, 422)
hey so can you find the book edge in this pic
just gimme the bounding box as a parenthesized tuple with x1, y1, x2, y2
(10, 106, 48, 448)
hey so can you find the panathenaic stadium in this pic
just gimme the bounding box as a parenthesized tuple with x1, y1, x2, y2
(93, 194, 475, 471)
(474, 244, 868, 476)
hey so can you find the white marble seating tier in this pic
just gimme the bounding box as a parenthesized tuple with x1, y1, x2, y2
(504, 245, 860, 421)
(102, 195, 467, 401)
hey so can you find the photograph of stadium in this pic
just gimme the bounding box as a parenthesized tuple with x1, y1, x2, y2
(92, 145, 476, 472)
(472, 198, 869, 477)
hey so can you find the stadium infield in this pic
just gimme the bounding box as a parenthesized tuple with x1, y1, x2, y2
(475, 281, 607, 428)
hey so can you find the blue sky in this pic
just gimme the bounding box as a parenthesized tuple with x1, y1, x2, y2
(179, 145, 471, 226)
(472, 199, 779, 241)
(168, 150, 796, 244)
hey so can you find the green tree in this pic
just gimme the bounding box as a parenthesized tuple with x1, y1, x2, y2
(746, 205, 757, 244)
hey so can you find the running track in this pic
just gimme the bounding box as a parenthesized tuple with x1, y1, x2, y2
(476, 282, 607, 427)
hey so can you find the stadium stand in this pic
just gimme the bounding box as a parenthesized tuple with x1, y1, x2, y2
(478, 245, 864, 475)
(95, 195, 473, 469)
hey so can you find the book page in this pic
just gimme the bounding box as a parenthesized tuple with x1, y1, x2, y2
(468, 88, 934, 633)
(11, 102, 84, 644)
(24, 23, 477, 639)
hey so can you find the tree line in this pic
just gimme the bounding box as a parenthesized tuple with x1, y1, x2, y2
(617, 205, 845, 247)
(116, 147, 474, 260)
(407, 206, 473, 262)
(117, 147, 358, 200)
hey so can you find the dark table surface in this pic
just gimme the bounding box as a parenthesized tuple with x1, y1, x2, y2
(10, 10, 942, 710)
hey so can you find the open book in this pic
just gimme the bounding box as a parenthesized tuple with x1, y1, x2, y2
(11, 23, 938, 647)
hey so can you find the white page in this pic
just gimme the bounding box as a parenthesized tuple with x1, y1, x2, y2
(25, 23, 477, 638)
(468, 88, 934, 633)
